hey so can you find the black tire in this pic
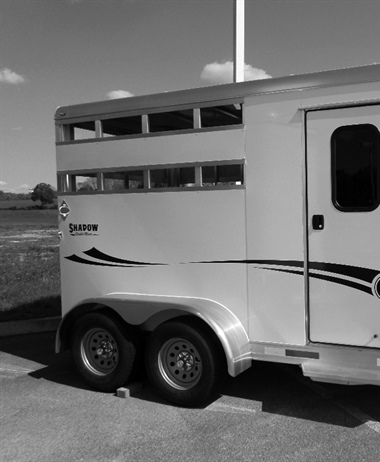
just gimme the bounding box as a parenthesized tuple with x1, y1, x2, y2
(72, 312, 137, 392)
(145, 318, 224, 407)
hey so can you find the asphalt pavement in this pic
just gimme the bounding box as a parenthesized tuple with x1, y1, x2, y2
(1, 332, 380, 462)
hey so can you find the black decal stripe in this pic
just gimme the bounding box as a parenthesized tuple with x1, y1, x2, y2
(256, 262, 374, 295)
(309, 272, 373, 295)
(309, 262, 378, 284)
(64, 252, 379, 299)
(65, 254, 134, 267)
(193, 259, 248, 264)
(252, 260, 379, 288)
(211, 260, 303, 267)
(248, 260, 304, 269)
(83, 247, 165, 266)
(199, 260, 375, 296)
(193, 259, 305, 267)
(253, 267, 304, 276)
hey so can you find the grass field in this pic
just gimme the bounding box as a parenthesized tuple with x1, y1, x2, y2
(0, 206, 61, 321)
(0, 199, 36, 209)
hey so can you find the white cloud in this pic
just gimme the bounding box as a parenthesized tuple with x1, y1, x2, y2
(0, 68, 26, 85)
(0, 182, 31, 193)
(107, 90, 134, 99)
(17, 184, 31, 192)
(201, 61, 271, 85)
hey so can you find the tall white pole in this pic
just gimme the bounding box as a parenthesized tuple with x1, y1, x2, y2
(234, 0, 245, 83)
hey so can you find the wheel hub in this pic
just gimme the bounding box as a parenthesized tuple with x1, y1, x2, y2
(81, 328, 119, 376)
(158, 338, 202, 390)
(176, 351, 194, 371)
(96, 340, 114, 358)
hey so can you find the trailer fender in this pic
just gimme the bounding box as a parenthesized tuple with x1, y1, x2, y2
(58, 293, 251, 377)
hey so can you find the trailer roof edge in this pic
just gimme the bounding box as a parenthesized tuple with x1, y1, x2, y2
(55, 64, 380, 121)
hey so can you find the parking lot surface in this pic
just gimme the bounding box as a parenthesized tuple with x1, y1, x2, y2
(1, 332, 380, 462)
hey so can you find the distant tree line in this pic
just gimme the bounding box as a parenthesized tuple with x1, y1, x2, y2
(0, 183, 57, 208)
(0, 190, 31, 201)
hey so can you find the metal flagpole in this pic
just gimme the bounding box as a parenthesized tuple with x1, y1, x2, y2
(234, 0, 245, 83)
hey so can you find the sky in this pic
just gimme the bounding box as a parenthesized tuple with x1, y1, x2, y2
(1, 0, 379, 193)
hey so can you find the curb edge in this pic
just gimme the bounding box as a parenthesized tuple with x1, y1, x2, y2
(0, 317, 61, 337)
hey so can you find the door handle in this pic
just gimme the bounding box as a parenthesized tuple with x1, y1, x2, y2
(312, 215, 324, 230)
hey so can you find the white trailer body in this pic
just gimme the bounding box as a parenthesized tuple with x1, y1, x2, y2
(55, 65, 380, 405)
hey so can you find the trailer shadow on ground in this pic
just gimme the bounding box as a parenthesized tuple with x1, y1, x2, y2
(1, 331, 378, 430)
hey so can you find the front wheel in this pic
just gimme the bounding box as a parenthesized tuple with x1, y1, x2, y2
(145, 319, 224, 406)
(72, 312, 138, 392)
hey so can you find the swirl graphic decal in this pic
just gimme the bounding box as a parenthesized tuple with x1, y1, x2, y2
(65, 249, 380, 298)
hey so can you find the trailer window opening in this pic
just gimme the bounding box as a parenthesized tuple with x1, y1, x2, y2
(62, 121, 96, 141)
(150, 167, 196, 189)
(56, 101, 244, 143)
(148, 109, 194, 133)
(200, 104, 242, 128)
(58, 161, 245, 194)
(57, 174, 68, 193)
(103, 170, 144, 190)
(201, 164, 244, 186)
(71, 173, 98, 192)
(332, 124, 380, 212)
(102, 116, 142, 137)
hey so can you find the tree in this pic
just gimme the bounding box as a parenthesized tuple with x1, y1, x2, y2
(31, 183, 55, 207)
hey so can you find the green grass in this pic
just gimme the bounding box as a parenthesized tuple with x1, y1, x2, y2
(0, 208, 58, 228)
(0, 199, 36, 209)
(0, 207, 61, 322)
(0, 198, 58, 210)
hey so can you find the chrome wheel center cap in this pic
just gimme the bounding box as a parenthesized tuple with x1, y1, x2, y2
(97, 340, 113, 358)
(176, 352, 194, 371)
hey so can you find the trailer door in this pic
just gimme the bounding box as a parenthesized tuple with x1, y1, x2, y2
(306, 104, 380, 347)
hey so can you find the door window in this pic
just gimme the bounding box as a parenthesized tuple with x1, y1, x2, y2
(331, 123, 380, 211)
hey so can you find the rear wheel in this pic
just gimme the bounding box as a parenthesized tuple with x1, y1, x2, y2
(145, 319, 224, 406)
(72, 312, 138, 392)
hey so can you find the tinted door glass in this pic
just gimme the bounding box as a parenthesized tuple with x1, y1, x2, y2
(332, 124, 380, 211)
